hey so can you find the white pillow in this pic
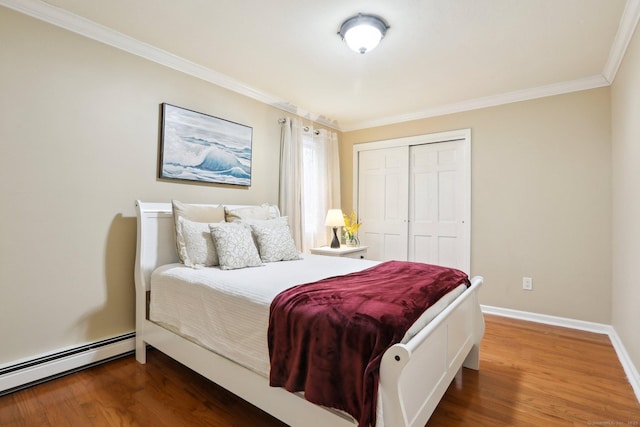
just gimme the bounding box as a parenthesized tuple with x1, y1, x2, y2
(172, 200, 225, 264)
(250, 219, 300, 262)
(176, 217, 222, 268)
(225, 203, 280, 222)
(209, 222, 262, 270)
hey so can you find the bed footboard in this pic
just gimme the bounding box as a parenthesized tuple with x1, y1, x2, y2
(379, 276, 484, 427)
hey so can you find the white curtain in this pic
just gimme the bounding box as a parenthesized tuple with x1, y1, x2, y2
(280, 118, 341, 253)
(279, 118, 304, 250)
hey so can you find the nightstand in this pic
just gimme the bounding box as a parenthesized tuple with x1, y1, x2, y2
(309, 245, 368, 259)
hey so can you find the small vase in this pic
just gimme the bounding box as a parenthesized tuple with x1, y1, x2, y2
(345, 236, 359, 247)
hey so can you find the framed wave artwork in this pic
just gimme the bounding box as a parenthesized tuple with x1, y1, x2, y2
(159, 103, 253, 186)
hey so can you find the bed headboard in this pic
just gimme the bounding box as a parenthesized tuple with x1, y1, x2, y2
(134, 200, 275, 293)
(135, 201, 175, 293)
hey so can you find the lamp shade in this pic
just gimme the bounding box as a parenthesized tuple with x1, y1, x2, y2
(325, 209, 345, 227)
(338, 14, 389, 54)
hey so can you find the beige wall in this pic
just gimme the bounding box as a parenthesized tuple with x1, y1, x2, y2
(341, 89, 612, 324)
(611, 24, 640, 374)
(0, 8, 290, 365)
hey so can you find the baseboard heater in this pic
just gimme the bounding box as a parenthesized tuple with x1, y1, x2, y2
(0, 332, 135, 397)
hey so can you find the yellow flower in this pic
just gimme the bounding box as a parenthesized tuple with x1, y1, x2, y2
(342, 211, 361, 239)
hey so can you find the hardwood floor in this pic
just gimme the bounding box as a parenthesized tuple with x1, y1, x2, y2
(1, 315, 638, 426)
(427, 315, 639, 426)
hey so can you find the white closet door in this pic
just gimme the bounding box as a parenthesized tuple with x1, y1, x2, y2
(409, 140, 466, 270)
(357, 146, 409, 261)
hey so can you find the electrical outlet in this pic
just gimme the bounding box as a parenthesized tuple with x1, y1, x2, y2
(522, 277, 533, 291)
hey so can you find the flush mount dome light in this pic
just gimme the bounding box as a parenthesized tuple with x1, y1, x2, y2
(338, 13, 389, 54)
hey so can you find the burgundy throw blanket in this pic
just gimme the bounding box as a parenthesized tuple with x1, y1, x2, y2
(268, 261, 470, 427)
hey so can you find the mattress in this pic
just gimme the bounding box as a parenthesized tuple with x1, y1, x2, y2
(149, 253, 466, 379)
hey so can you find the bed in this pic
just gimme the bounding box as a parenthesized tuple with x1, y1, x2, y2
(134, 201, 484, 427)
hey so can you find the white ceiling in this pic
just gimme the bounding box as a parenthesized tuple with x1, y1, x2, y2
(6, 0, 640, 130)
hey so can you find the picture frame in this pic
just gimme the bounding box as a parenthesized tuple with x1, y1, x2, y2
(159, 103, 253, 186)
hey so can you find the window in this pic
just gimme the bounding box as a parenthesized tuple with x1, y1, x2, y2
(279, 119, 341, 253)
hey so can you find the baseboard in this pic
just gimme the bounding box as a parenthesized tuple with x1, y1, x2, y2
(481, 305, 613, 334)
(481, 305, 640, 404)
(608, 328, 640, 402)
(0, 332, 135, 396)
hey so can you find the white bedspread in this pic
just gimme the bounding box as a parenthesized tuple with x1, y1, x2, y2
(150, 253, 466, 378)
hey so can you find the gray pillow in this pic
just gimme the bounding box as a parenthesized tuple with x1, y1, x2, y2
(250, 218, 300, 262)
(209, 222, 262, 270)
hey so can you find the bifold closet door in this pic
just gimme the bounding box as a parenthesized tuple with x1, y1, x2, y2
(408, 141, 466, 270)
(357, 146, 409, 261)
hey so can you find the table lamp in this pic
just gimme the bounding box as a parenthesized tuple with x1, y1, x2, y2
(324, 209, 345, 249)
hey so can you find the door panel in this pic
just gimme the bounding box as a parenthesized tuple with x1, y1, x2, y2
(437, 236, 458, 269)
(411, 235, 432, 264)
(409, 141, 466, 270)
(357, 147, 409, 261)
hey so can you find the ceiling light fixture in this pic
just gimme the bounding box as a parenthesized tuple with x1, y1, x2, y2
(338, 13, 389, 55)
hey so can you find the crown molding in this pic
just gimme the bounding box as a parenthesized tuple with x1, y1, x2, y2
(603, 0, 640, 82)
(340, 74, 610, 131)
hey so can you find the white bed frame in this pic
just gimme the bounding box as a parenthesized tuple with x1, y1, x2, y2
(134, 201, 485, 427)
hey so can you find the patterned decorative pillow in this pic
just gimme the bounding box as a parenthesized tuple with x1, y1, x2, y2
(176, 217, 221, 268)
(172, 200, 225, 264)
(209, 222, 262, 270)
(250, 219, 300, 262)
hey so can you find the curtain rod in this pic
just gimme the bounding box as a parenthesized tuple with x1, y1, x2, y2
(278, 117, 320, 135)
